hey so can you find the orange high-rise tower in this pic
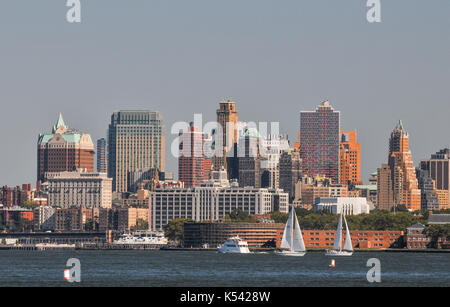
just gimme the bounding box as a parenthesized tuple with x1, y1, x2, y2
(339, 131, 361, 185)
(377, 121, 421, 211)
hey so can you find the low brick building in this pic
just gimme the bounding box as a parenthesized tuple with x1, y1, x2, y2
(183, 222, 284, 248)
(183, 222, 404, 249)
(406, 223, 430, 249)
(302, 229, 404, 249)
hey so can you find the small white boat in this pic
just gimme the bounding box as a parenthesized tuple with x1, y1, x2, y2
(325, 211, 354, 256)
(218, 236, 251, 254)
(276, 206, 306, 256)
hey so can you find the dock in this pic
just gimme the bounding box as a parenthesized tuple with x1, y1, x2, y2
(75, 243, 163, 250)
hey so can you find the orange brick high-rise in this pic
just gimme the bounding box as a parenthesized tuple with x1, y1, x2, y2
(339, 131, 361, 185)
(37, 113, 94, 183)
(377, 121, 421, 211)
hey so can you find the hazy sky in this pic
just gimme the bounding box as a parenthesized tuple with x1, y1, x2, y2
(1, 0, 449, 186)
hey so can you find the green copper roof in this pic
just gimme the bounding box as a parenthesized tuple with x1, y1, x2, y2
(39, 133, 85, 144)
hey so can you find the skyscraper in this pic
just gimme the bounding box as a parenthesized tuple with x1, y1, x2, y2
(339, 131, 361, 185)
(260, 134, 290, 189)
(178, 123, 212, 187)
(213, 100, 238, 172)
(37, 113, 94, 182)
(237, 127, 263, 188)
(377, 121, 421, 211)
(279, 149, 302, 202)
(97, 138, 107, 173)
(419, 149, 450, 210)
(108, 111, 165, 193)
(416, 168, 440, 211)
(300, 101, 340, 183)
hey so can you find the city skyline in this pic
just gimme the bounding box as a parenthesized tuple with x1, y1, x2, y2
(1, 102, 449, 187)
(1, 1, 450, 186)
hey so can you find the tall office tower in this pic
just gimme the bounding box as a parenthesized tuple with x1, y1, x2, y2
(37, 113, 94, 182)
(178, 123, 212, 187)
(339, 131, 361, 185)
(260, 134, 290, 189)
(419, 149, 450, 210)
(300, 101, 340, 183)
(213, 100, 238, 172)
(97, 138, 107, 173)
(377, 121, 421, 211)
(279, 149, 302, 202)
(416, 169, 440, 211)
(108, 111, 165, 193)
(237, 127, 263, 188)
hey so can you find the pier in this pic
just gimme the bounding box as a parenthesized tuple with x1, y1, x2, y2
(76, 243, 163, 250)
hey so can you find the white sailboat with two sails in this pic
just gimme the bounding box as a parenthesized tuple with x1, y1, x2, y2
(325, 210, 354, 256)
(276, 207, 306, 256)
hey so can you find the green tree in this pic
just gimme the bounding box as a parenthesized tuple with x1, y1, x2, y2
(22, 201, 40, 210)
(295, 207, 310, 218)
(84, 219, 99, 232)
(269, 211, 289, 224)
(424, 224, 450, 248)
(135, 218, 149, 230)
(163, 218, 193, 242)
(223, 209, 257, 223)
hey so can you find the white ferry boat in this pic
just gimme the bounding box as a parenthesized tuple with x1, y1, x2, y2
(218, 236, 251, 254)
(113, 231, 168, 246)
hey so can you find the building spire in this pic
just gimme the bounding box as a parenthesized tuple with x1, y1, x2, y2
(53, 113, 67, 133)
(396, 120, 404, 131)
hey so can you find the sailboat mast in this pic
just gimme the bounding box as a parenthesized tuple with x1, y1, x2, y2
(290, 207, 294, 251)
(339, 212, 343, 252)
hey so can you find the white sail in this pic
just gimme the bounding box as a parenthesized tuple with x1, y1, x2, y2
(343, 215, 353, 252)
(292, 210, 306, 252)
(332, 213, 343, 251)
(280, 209, 293, 249)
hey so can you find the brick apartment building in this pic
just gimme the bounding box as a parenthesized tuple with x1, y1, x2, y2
(37, 113, 94, 183)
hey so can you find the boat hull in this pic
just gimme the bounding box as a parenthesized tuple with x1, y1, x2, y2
(275, 250, 306, 257)
(325, 249, 353, 256)
(217, 248, 251, 254)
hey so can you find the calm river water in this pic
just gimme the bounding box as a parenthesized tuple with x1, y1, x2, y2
(0, 250, 448, 287)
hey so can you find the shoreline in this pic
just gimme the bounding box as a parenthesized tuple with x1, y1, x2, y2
(1, 244, 449, 253)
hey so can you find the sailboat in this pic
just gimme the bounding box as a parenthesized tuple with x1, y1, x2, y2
(276, 207, 306, 256)
(325, 211, 354, 256)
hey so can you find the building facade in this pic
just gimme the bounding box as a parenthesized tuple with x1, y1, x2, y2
(339, 131, 361, 185)
(237, 127, 263, 188)
(300, 101, 340, 183)
(46, 170, 112, 209)
(416, 169, 440, 211)
(37, 113, 94, 182)
(149, 170, 289, 230)
(97, 138, 107, 173)
(178, 123, 212, 187)
(33, 206, 56, 231)
(213, 100, 238, 172)
(108, 110, 165, 193)
(313, 197, 370, 215)
(183, 222, 285, 248)
(377, 121, 421, 211)
(303, 230, 404, 249)
(279, 149, 302, 202)
(419, 149, 450, 210)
